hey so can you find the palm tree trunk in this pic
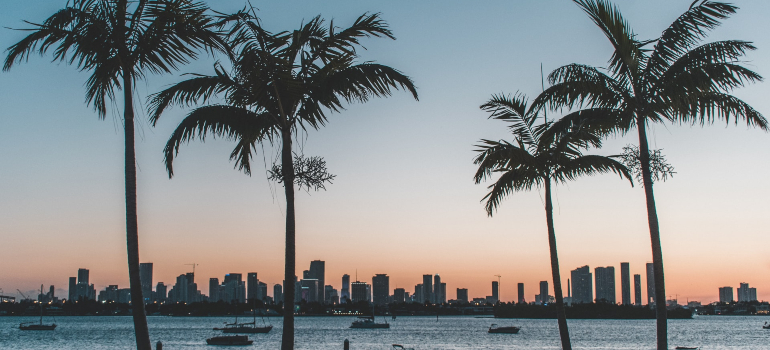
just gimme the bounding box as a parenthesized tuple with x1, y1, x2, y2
(636, 117, 667, 350)
(122, 72, 151, 350)
(280, 128, 296, 350)
(544, 178, 572, 350)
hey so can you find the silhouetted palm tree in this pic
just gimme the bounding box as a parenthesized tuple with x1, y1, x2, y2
(148, 10, 417, 350)
(4, 1, 224, 349)
(474, 92, 632, 350)
(533, 1, 767, 348)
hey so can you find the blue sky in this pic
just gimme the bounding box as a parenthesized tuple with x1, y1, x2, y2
(1, 0, 769, 302)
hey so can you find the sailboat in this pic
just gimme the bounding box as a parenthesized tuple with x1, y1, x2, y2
(350, 304, 389, 329)
(19, 285, 56, 330)
(215, 309, 272, 333)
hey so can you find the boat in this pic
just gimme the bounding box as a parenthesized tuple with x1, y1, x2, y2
(350, 315, 390, 328)
(206, 335, 253, 346)
(763, 322, 770, 329)
(488, 324, 520, 334)
(674, 347, 699, 350)
(392, 344, 414, 350)
(19, 285, 57, 331)
(215, 309, 272, 333)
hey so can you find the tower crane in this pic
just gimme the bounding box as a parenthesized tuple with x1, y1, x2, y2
(17, 289, 29, 300)
(185, 263, 199, 275)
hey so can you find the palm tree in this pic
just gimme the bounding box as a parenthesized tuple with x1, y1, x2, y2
(474, 92, 632, 350)
(148, 10, 418, 350)
(533, 1, 767, 348)
(4, 1, 224, 349)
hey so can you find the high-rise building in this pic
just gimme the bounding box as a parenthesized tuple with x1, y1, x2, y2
(620, 262, 630, 305)
(372, 274, 390, 305)
(538, 281, 549, 305)
(414, 284, 423, 303)
(491, 281, 499, 303)
(247, 273, 258, 302)
(394, 288, 406, 303)
(274, 284, 283, 303)
(422, 274, 433, 303)
(300, 279, 319, 302)
(646, 263, 655, 305)
(169, 273, 201, 303)
(341, 274, 350, 303)
(324, 285, 338, 304)
(595, 266, 616, 304)
(209, 278, 220, 302)
(433, 275, 443, 304)
(737, 282, 758, 302)
(68, 277, 77, 302)
(351, 281, 368, 303)
(571, 266, 593, 304)
(439, 283, 446, 304)
(155, 282, 167, 303)
(719, 286, 734, 303)
(457, 288, 468, 303)
(633, 274, 642, 306)
(75, 268, 94, 301)
(78, 268, 89, 285)
(258, 282, 268, 301)
(223, 273, 244, 303)
(517, 283, 525, 303)
(308, 260, 325, 303)
(139, 263, 153, 303)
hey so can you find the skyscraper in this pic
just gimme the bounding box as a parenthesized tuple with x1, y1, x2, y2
(595, 266, 616, 303)
(155, 282, 167, 303)
(394, 288, 406, 303)
(78, 268, 89, 285)
(351, 281, 368, 302)
(737, 283, 757, 302)
(300, 279, 319, 302)
(68, 276, 76, 302)
(223, 273, 244, 303)
(247, 273, 258, 302)
(646, 263, 655, 305)
(434, 275, 443, 304)
(491, 281, 499, 303)
(633, 274, 642, 306)
(341, 274, 350, 303)
(140, 263, 153, 303)
(539, 281, 549, 305)
(719, 286, 734, 303)
(209, 278, 220, 302)
(414, 284, 423, 303)
(372, 274, 390, 305)
(517, 283, 525, 303)
(456, 288, 468, 303)
(308, 260, 325, 303)
(273, 284, 283, 303)
(620, 262, 630, 305)
(570, 266, 593, 304)
(422, 274, 433, 303)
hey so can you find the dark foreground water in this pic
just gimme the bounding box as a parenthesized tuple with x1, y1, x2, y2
(1, 315, 768, 349)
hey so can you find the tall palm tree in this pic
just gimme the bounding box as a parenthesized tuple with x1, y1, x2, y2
(4, 1, 224, 349)
(533, 1, 767, 348)
(148, 11, 418, 350)
(474, 92, 632, 350)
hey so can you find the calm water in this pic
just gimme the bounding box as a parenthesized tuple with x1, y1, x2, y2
(0, 315, 768, 349)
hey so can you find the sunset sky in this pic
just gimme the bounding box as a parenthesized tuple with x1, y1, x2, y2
(1, 0, 768, 304)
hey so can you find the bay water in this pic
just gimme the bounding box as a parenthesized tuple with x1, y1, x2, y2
(0, 315, 768, 349)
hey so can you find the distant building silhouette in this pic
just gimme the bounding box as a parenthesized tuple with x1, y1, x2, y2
(300, 279, 319, 302)
(74, 268, 95, 301)
(434, 275, 444, 304)
(209, 278, 220, 302)
(595, 266, 616, 303)
(422, 274, 433, 303)
(308, 260, 325, 303)
(719, 286, 734, 303)
(414, 284, 423, 303)
(68, 277, 76, 302)
(155, 282, 167, 303)
(456, 288, 468, 303)
(537, 281, 549, 305)
(273, 284, 283, 303)
(372, 274, 389, 305)
(247, 273, 258, 302)
(633, 274, 642, 306)
(491, 281, 499, 303)
(517, 283, 525, 303)
(646, 263, 655, 305)
(325, 285, 338, 304)
(394, 288, 406, 303)
(351, 281, 368, 303)
(139, 263, 153, 303)
(620, 262, 630, 305)
(223, 273, 245, 303)
(570, 266, 593, 304)
(340, 274, 350, 304)
(737, 282, 757, 302)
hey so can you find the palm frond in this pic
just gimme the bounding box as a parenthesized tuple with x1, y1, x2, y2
(654, 40, 757, 93)
(163, 105, 277, 177)
(481, 93, 537, 146)
(148, 66, 238, 124)
(481, 167, 543, 216)
(473, 139, 538, 183)
(553, 155, 633, 185)
(645, 0, 738, 81)
(664, 92, 768, 130)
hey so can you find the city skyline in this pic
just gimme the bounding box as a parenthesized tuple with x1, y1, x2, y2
(2, 0, 770, 304)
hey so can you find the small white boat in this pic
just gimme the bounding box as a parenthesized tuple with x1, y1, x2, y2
(488, 324, 520, 334)
(763, 322, 770, 329)
(392, 344, 414, 350)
